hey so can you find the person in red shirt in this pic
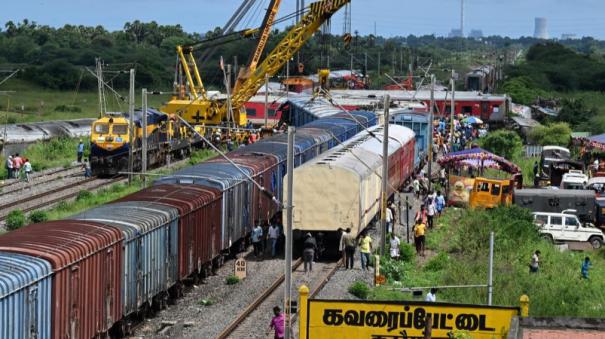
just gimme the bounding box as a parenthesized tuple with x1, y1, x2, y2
(12, 153, 23, 179)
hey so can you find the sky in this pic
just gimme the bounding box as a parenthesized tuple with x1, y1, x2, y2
(1, 0, 605, 39)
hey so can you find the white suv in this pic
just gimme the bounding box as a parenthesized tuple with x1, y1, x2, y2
(532, 211, 604, 249)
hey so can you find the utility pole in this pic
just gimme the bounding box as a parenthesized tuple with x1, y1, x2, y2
(284, 126, 295, 339)
(450, 70, 455, 142)
(488, 231, 494, 305)
(95, 58, 105, 118)
(377, 52, 381, 75)
(264, 74, 269, 128)
(428, 74, 435, 192)
(364, 52, 368, 76)
(128, 69, 135, 185)
(380, 95, 390, 256)
(141, 88, 148, 186)
(350, 53, 354, 80)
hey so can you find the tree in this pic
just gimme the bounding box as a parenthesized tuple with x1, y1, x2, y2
(478, 130, 523, 160)
(529, 122, 572, 146)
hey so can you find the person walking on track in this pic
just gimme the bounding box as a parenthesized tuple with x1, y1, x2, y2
(23, 158, 32, 182)
(358, 231, 372, 270)
(251, 224, 263, 258)
(303, 233, 317, 273)
(266, 306, 285, 339)
(268, 222, 280, 258)
(342, 228, 356, 269)
(413, 219, 426, 257)
(77, 140, 85, 163)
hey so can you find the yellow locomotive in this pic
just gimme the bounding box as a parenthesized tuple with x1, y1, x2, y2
(89, 109, 193, 176)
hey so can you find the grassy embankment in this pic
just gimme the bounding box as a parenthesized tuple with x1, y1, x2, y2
(2, 144, 216, 230)
(0, 79, 172, 123)
(46, 148, 217, 221)
(363, 206, 605, 317)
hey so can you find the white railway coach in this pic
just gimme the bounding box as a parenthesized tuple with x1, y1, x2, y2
(286, 124, 416, 237)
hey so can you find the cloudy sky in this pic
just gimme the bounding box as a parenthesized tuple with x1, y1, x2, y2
(2, 0, 604, 39)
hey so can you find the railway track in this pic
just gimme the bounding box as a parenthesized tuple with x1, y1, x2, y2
(218, 258, 341, 339)
(0, 176, 125, 221)
(0, 165, 82, 195)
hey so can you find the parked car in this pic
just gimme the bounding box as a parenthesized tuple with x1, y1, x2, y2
(532, 210, 604, 249)
(560, 170, 588, 190)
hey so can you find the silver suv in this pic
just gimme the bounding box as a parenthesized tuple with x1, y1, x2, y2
(532, 210, 604, 249)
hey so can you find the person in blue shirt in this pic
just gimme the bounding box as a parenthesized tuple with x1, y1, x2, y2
(581, 257, 592, 279)
(77, 140, 85, 163)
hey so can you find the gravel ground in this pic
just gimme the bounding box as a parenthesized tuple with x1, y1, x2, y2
(228, 261, 336, 339)
(0, 172, 87, 206)
(130, 249, 289, 339)
(0, 165, 83, 196)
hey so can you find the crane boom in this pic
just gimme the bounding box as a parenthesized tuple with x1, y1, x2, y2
(162, 0, 350, 128)
(227, 0, 350, 114)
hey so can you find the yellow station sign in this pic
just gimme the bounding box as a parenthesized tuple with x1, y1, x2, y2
(305, 299, 519, 339)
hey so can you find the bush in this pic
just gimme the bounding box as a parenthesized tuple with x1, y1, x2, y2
(529, 122, 572, 147)
(380, 257, 406, 282)
(6, 210, 26, 230)
(225, 275, 240, 285)
(28, 210, 48, 223)
(348, 281, 370, 299)
(76, 190, 93, 201)
(424, 252, 449, 272)
(478, 130, 523, 160)
(399, 243, 416, 262)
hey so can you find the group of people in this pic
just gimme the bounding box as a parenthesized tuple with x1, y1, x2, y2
(5, 153, 33, 182)
(251, 220, 284, 260)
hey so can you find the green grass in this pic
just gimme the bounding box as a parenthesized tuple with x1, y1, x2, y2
(371, 207, 605, 317)
(17, 148, 218, 222)
(0, 79, 172, 123)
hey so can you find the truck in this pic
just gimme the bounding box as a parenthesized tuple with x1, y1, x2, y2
(514, 189, 595, 223)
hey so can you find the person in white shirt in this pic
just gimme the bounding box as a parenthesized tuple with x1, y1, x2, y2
(426, 198, 436, 229)
(268, 223, 280, 258)
(23, 159, 32, 182)
(386, 207, 393, 234)
(413, 178, 421, 198)
(389, 233, 400, 260)
(425, 288, 437, 302)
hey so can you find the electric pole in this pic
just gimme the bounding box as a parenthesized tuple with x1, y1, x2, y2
(380, 95, 390, 256)
(428, 75, 435, 192)
(128, 69, 135, 185)
(141, 88, 148, 186)
(284, 126, 295, 339)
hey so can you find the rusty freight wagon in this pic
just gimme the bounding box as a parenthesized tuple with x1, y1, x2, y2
(0, 220, 123, 339)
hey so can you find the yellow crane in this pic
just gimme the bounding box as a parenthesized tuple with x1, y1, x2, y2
(162, 0, 350, 128)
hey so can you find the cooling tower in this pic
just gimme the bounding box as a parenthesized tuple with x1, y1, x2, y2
(534, 17, 548, 39)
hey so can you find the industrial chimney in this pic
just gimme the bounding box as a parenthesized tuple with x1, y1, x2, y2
(534, 17, 548, 39)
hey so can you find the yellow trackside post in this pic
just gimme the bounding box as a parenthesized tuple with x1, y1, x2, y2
(299, 285, 309, 339)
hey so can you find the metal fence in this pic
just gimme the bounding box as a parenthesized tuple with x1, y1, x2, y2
(524, 145, 543, 158)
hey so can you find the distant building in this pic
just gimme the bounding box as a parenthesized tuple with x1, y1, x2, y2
(469, 29, 483, 39)
(534, 17, 548, 39)
(449, 29, 463, 38)
(561, 33, 577, 40)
